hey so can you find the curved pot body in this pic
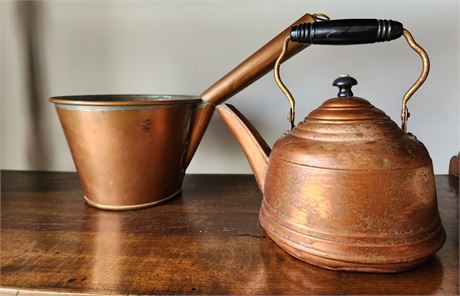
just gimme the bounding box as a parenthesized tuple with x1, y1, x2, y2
(51, 95, 200, 210)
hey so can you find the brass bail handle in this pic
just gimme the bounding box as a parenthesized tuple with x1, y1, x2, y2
(274, 36, 297, 130)
(400, 29, 430, 133)
(274, 18, 430, 133)
(274, 13, 330, 130)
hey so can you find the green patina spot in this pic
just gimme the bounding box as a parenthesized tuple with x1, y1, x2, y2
(382, 142, 394, 153)
(383, 158, 392, 169)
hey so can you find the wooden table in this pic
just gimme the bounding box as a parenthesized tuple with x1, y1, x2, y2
(1, 171, 458, 295)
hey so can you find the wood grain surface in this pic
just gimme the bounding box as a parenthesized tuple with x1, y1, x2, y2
(1, 171, 458, 295)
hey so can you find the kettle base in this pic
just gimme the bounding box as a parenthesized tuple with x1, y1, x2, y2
(260, 204, 446, 273)
(272, 234, 432, 273)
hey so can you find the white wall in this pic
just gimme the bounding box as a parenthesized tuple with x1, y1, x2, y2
(1, 0, 458, 174)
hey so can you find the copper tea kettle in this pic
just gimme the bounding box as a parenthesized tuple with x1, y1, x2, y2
(217, 19, 445, 272)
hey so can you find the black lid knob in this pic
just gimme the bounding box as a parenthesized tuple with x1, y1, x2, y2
(333, 75, 357, 97)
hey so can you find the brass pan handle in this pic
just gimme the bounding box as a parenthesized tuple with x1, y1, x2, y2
(275, 19, 430, 133)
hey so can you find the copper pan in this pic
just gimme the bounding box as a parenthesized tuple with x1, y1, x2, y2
(50, 13, 328, 210)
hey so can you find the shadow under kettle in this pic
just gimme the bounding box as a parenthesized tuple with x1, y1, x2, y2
(217, 19, 445, 272)
(49, 13, 327, 210)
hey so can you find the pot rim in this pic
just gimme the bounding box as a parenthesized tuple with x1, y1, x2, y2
(49, 94, 202, 106)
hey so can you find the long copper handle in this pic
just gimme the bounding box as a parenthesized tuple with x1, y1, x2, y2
(184, 13, 329, 168)
(274, 27, 429, 133)
(200, 13, 326, 105)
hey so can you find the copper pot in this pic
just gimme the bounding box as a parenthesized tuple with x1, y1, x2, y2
(50, 13, 329, 210)
(49, 95, 200, 210)
(217, 19, 445, 272)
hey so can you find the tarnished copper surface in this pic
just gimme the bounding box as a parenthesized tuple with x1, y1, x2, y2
(217, 96, 445, 272)
(216, 25, 446, 272)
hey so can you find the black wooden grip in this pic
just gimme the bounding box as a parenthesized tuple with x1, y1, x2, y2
(290, 19, 403, 45)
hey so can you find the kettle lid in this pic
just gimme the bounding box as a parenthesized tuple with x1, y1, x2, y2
(306, 75, 389, 122)
(271, 75, 431, 171)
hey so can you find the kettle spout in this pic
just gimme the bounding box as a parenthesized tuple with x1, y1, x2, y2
(217, 104, 270, 193)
